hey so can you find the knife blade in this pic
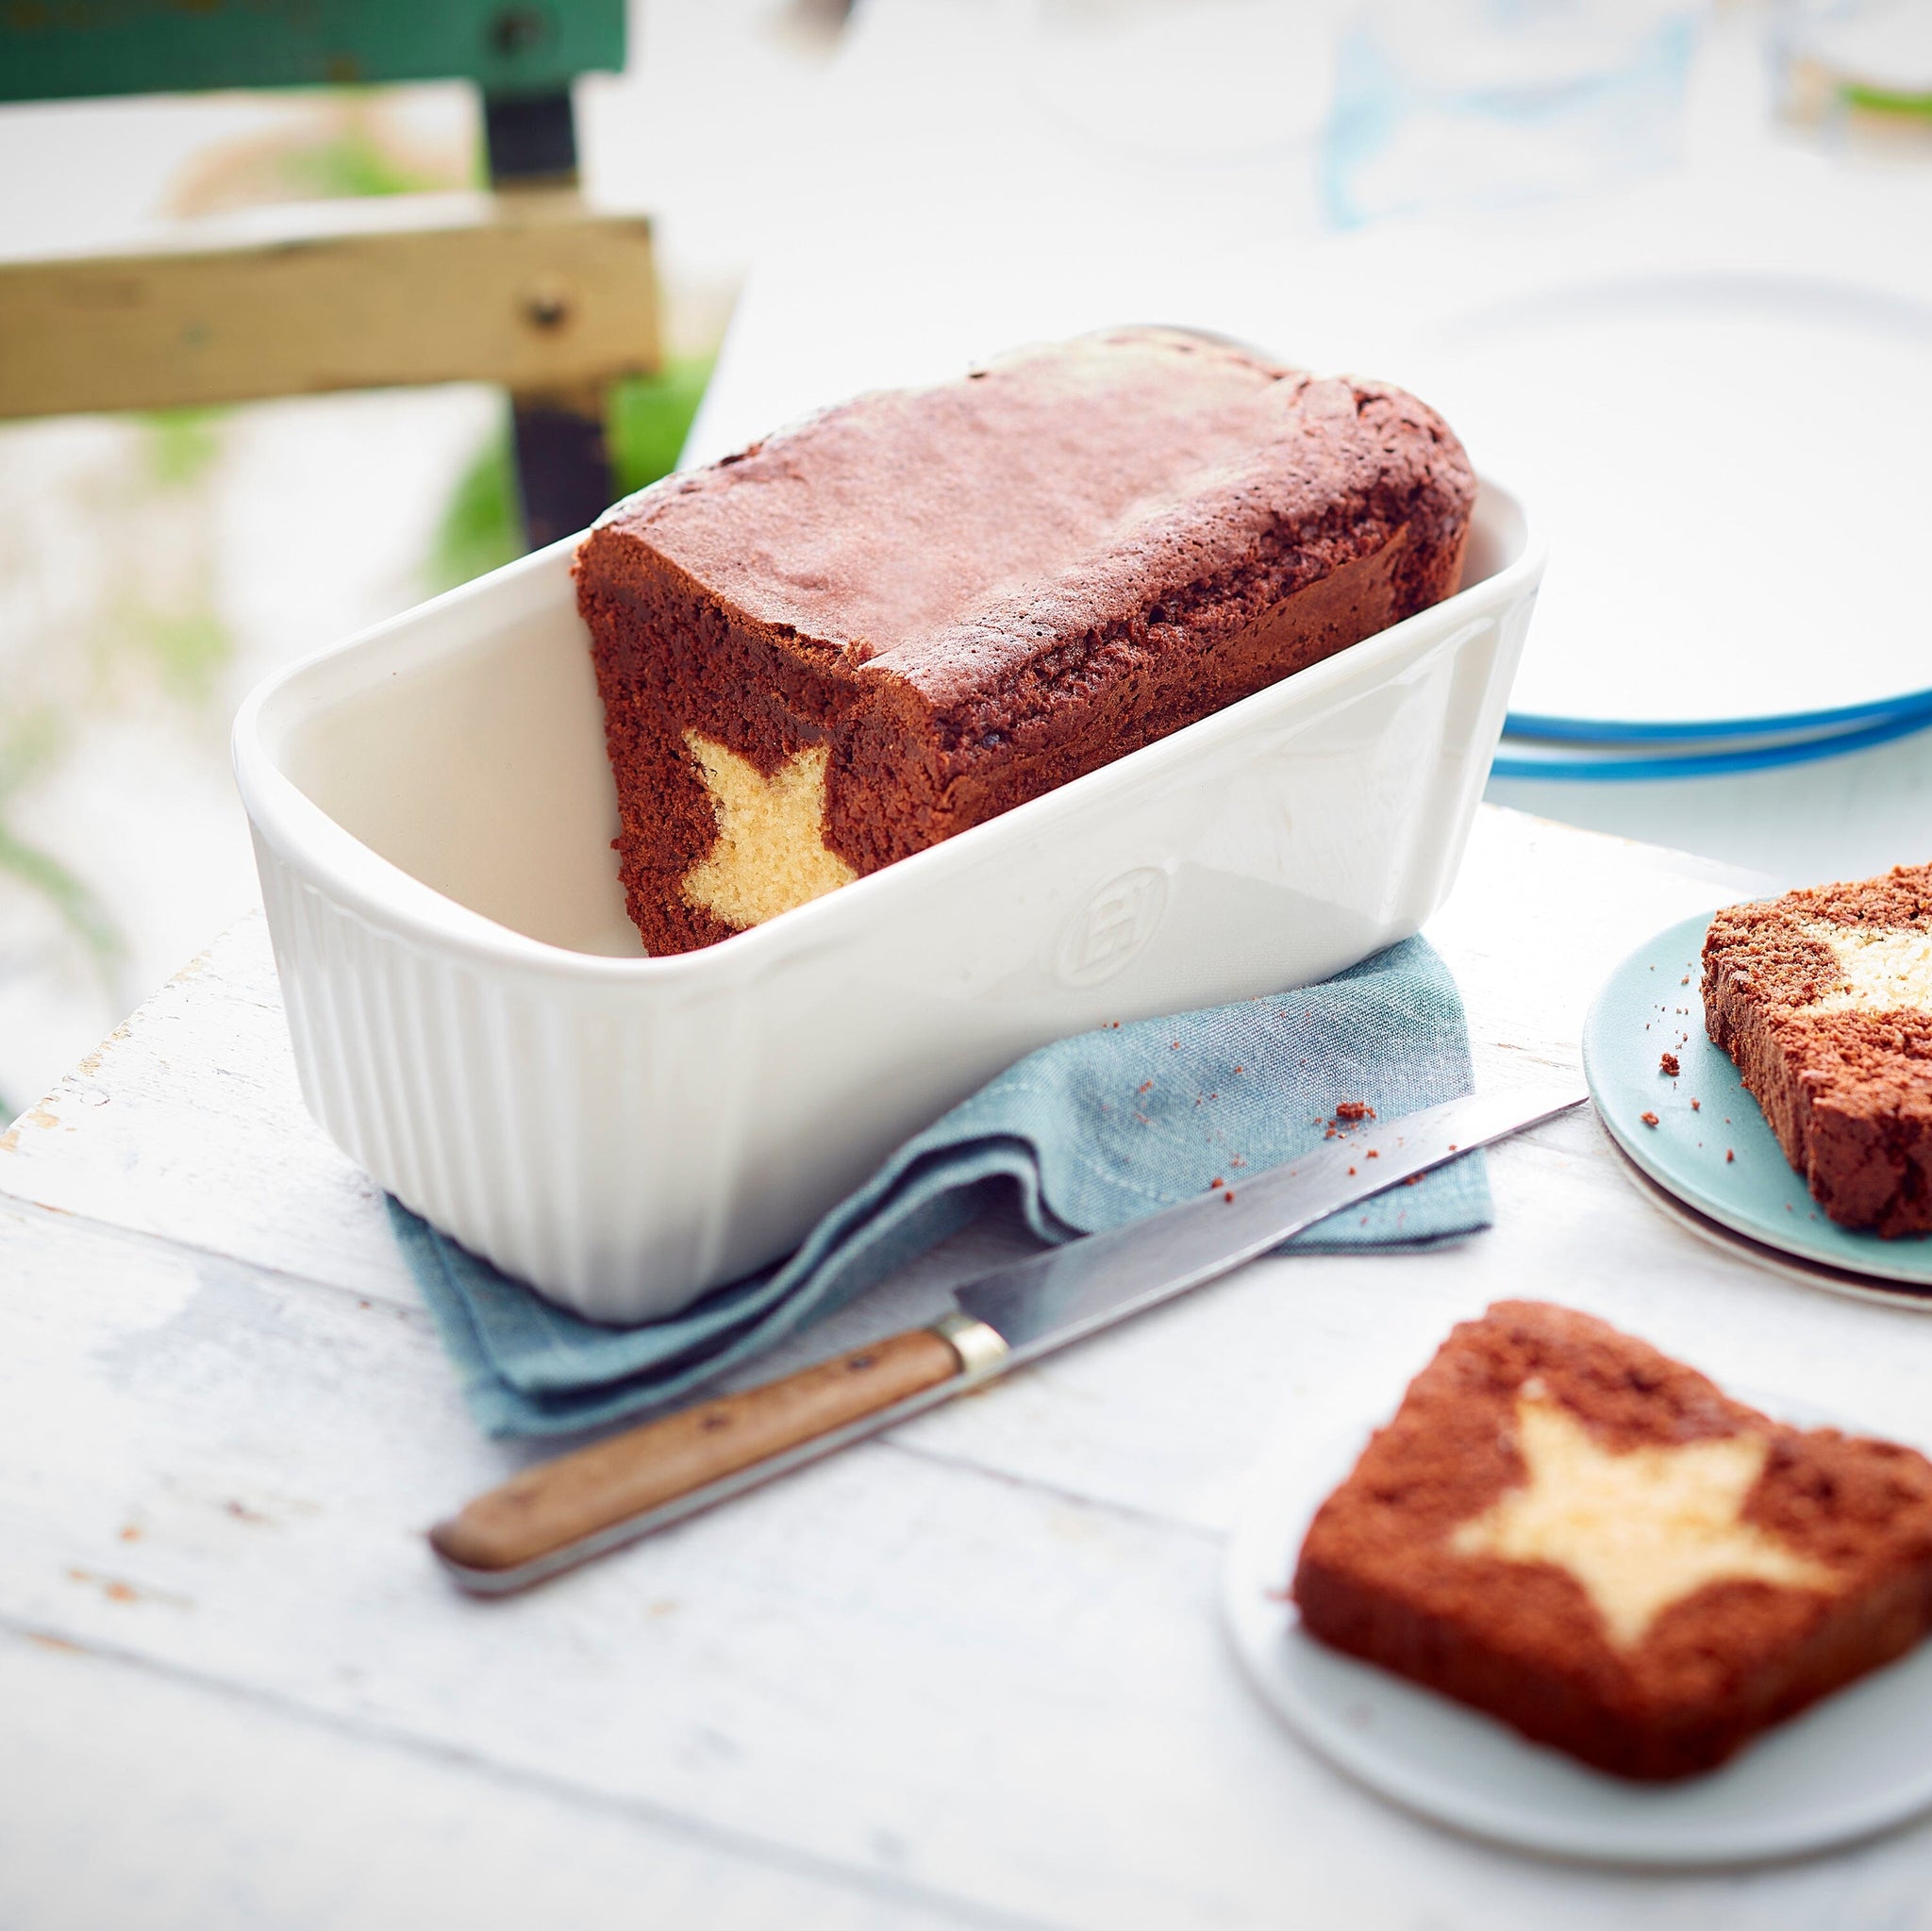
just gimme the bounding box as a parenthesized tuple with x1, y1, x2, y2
(430, 1077, 1586, 1593)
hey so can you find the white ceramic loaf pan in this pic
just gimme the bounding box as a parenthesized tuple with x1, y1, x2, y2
(233, 481, 1542, 1322)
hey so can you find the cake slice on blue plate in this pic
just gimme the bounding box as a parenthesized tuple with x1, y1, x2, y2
(1705, 865, 1932, 1236)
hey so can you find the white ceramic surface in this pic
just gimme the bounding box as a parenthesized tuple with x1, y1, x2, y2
(1224, 1418, 1932, 1868)
(1169, 170, 1932, 738)
(233, 483, 1541, 1321)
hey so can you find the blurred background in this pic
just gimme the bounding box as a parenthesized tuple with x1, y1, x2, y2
(0, 0, 847, 1115)
(3, 0, 1929, 1118)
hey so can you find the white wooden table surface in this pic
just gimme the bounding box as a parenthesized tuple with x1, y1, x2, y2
(6, 803, 1932, 1931)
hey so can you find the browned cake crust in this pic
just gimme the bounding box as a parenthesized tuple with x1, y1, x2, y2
(1292, 1301, 1932, 1780)
(1704, 866, 1932, 1235)
(575, 327, 1475, 955)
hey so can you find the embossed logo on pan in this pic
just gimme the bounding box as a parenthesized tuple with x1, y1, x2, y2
(1055, 867, 1169, 989)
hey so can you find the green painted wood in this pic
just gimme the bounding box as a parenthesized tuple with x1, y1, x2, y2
(0, 0, 625, 106)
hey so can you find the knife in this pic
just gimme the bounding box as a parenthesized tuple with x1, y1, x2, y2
(430, 1078, 1586, 1593)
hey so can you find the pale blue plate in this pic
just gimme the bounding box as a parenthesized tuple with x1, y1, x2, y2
(1582, 913, 1932, 1288)
(1225, 1418, 1932, 1863)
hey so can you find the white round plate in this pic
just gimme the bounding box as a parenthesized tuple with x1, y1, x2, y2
(1198, 165, 1932, 736)
(1404, 272, 1932, 736)
(1223, 1423, 1932, 1866)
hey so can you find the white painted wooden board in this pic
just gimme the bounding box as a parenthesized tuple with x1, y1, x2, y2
(5, 806, 1932, 1929)
(0, 919, 415, 1308)
(0, 1630, 978, 1931)
(0, 807, 1739, 1298)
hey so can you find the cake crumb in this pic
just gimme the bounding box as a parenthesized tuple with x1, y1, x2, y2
(1659, 1052, 1679, 1076)
(1726, 1148, 1735, 1161)
(1641, 1111, 1659, 1127)
(1690, 1098, 1700, 1111)
(1335, 1101, 1374, 1122)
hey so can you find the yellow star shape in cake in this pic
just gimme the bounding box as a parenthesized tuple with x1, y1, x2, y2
(1450, 1392, 1838, 1649)
(682, 731, 858, 930)
(1794, 916, 1932, 1014)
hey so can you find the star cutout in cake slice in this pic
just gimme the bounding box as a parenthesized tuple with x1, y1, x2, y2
(1449, 1388, 1834, 1649)
(681, 731, 857, 930)
(1293, 1302, 1932, 1778)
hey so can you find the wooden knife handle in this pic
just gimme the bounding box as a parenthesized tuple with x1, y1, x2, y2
(430, 1319, 1002, 1580)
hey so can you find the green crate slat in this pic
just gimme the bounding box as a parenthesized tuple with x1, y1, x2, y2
(0, 0, 625, 106)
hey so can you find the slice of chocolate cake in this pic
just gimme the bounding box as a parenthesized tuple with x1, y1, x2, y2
(575, 327, 1475, 955)
(1705, 866, 1932, 1235)
(1293, 1301, 1932, 1780)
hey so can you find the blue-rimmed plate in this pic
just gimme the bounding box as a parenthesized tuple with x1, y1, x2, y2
(1583, 913, 1932, 1291)
(1189, 170, 1932, 737)
(1607, 1136, 1932, 1312)
(1492, 705, 1932, 784)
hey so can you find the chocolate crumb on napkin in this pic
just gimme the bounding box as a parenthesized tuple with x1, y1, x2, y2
(391, 935, 1491, 1437)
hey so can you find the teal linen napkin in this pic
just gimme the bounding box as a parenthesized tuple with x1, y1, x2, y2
(391, 935, 1490, 1438)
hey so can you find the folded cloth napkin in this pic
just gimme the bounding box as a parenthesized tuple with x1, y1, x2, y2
(391, 935, 1490, 1438)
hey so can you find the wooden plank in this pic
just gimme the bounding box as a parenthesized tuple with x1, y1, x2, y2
(4, 1192, 1930, 1926)
(4, 824, 1930, 1925)
(0, 200, 659, 419)
(0, 809, 1754, 1305)
(510, 381, 616, 548)
(485, 92, 623, 544)
(8, 814, 1926, 1554)
(0, 1633, 983, 1931)
(0, 913, 415, 1307)
(0, 0, 625, 107)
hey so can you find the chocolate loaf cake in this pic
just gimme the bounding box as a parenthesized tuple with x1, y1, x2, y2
(1705, 866, 1932, 1235)
(1293, 1301, 1932, 1780)
(575, 327, 1475, 955)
